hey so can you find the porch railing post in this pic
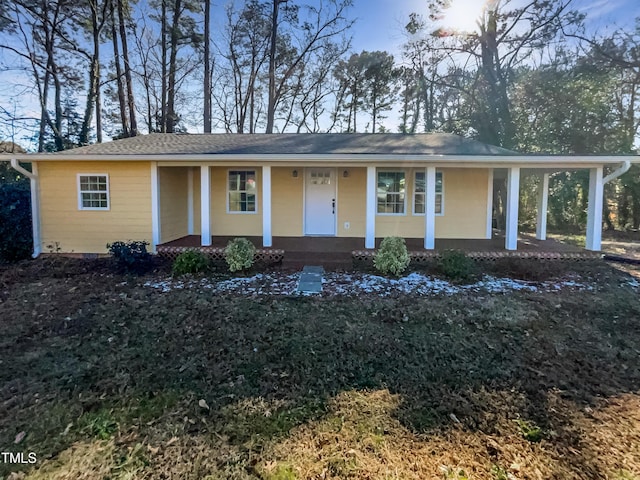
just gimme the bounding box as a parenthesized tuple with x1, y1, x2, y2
(424, 166, 436, 250)
(262, 165, 272, 247)
(365, 166, 376, 249)
(586, 166, 603, 251)
(535, 172, 549, 241)
(201, 165, 212, 246)
(505, 167, 520, 251)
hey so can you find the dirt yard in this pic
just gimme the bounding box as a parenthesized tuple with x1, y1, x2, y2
(1, 258, 639, 480)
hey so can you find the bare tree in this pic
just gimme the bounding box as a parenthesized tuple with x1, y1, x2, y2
(265, 0, 353, 133)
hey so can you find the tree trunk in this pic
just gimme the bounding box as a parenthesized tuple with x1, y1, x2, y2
(117, 0, 137, 136)
(203, 0, 211, 133)
(166, 0, 182, 133)
(80, 0, 101, 145)
(160, 0, 168, 132)
(111, 2, 129, 136)
(265, 0, 280, 134)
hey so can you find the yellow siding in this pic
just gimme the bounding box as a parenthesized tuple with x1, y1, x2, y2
(193, 168, 201, 235)
(376, 168, 489, 239)
(159, 167, 188, 243)
(210, 166, 262, 236)
(38, 161, 152, 253)
(337, 167, 366, 237)
(272, 167, 303, 236)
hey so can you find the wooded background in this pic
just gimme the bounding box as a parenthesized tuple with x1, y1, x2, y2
(0, 0, 639, 233)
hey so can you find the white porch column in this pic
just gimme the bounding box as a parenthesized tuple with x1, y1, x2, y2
(187, 167, 194, 235)
(486, 168, 494, 239)
(151, 162, 161, 253)
(535, 172, 549, 241)
(505, 167, 520, 251)
(262, 165, 272, 247)
(200, 165, 211, 246)
(586, 166, 604, 251)
(365, 166, 376, 249)
(424, 167, 436, 249)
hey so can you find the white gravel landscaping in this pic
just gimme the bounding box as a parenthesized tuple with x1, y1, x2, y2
(139, 270, 630, 296)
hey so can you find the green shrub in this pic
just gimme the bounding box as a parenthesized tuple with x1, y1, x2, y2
(224, 237, 256, 272)
(514, 419, 543, 443)
(172, 249, 211, 276)
(0, 181, 32, 262)
(437, 249, 476, 282)
(374, 236, 410, 276)
(107, 240, 152, 274)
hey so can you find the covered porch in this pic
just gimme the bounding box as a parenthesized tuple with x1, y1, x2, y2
(151, 162, 619, 257)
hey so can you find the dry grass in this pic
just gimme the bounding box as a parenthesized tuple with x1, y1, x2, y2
(1, 258, 640, 480)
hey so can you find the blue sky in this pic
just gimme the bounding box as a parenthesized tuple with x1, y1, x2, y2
(348, 0, 637, 55)
(1, 0, 638, 143)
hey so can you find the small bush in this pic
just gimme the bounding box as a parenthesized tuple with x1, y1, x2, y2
(374, 236, 410, 276)
(224, 237, 256, 272)
(172, 249, 211, 276)
(514, 419, 543, 443)
(438, 249, 476, 282)
(107, 240, 152, 274)
(0, 181, 32, 262)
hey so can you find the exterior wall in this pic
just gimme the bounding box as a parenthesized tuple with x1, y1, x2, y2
(375, 168, 489, 239)
(193, 168, 201, 235)
(159, 167, 188, 243)
(272, 167, 303, 236)
(210, 166, 263, 236)
(337, 167, 366, 237)
(38, 161, 152, 253)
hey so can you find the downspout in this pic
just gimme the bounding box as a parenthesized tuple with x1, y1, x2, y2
(9, 159, 41, 258)
(603, 160, 631, 184)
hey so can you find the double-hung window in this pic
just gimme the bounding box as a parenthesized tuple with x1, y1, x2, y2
(78, 174, 109, 210)
(228, 170, 257, 213)
(377, 171, 406, 214)
(414, 171, 443, 215)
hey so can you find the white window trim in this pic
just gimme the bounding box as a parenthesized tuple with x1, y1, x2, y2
(413, 170, 444, 217)
(77, 173, 110, 211)
(226, 168, 258, 214)
(376, 169, 407, 216)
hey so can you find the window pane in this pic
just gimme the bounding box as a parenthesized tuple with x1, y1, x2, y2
(435, 194, 442, 214)
(415, 172, 425, 193)
(415, 194, 425, 214)
(436, 172, 443, 193)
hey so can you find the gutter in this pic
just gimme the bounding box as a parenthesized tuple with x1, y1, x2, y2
(603, 159, 631, 184)
(9, 159, 41, 258)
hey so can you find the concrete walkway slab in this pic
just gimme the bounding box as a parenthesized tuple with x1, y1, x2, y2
(297, 265, 324, 293)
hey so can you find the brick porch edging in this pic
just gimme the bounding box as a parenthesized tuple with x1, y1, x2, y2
(352, 250, 603, 262)
(157, 245, 284, 265)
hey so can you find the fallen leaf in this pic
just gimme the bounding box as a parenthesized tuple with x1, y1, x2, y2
(198, 399, 210, 410)
(14, 431, 26, 444)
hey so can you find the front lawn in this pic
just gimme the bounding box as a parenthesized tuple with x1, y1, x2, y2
(1, 258, 639, 479)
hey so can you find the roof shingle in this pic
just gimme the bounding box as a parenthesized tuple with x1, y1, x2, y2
(59, 133, 515, 156)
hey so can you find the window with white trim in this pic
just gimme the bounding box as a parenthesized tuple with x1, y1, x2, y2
(78, 174, 109, 210)
(377, 171, 406, 214)
(228, 170, 257, 213)
(414, 171, 443, 215)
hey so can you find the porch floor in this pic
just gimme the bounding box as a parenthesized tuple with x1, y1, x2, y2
(159, 232, 586, 269)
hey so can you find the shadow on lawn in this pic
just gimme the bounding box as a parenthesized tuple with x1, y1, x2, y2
(1, 258, 639, 478)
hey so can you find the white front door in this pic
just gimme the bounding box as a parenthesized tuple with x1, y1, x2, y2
(305, 168, 336, 235)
